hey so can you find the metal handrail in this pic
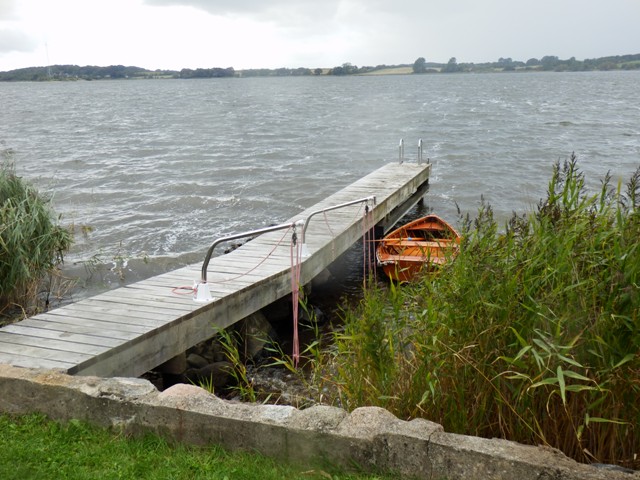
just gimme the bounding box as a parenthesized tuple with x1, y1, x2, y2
(197, 195, 376, 300)
(300, 196, 376, 254)
(200, 220, 302, 284)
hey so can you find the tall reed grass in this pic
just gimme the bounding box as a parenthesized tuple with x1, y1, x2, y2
(0, 160, 72, 315)
(317, 155, 639, 468)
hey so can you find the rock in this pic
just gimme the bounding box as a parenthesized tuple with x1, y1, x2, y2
(157, 353, 187, 374)
(310, 268, 335, 290)
(186, 353, 209, 370)
(183, 361, 233, 389)
(299, 304, 325, 326)
(242, 312, 278, 362)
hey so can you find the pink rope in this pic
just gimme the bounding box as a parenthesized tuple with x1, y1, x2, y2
(290, 227, 303, 368)
(362, 207, 368, 285)
(208, 227, 292, 284)
(362, 205, 377, 287)
(171, 227, 293, 296)
(369, 207, 377, 283)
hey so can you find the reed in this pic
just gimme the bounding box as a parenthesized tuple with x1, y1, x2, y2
(209, 327, 258, 402)
(319, 154, 640, 468)
(0, 161, 72, 315)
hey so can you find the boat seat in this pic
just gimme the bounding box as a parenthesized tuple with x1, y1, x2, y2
(382, 239, 453, 248)
(380, 254, 447, 264)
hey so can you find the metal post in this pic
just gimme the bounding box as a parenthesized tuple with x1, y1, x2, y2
(398, 138, 404, 164)
(418, 138, 423, 164)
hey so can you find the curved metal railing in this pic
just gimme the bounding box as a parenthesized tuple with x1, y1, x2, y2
(199, 220, 303, 284)
(300, 196, 376, 253)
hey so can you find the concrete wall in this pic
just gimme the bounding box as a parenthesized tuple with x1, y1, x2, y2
(0, 364, 636, 480)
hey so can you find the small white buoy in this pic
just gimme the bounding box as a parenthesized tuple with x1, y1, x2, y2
(193, 282, 213, 302)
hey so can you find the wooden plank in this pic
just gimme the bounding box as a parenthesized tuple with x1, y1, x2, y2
(0, 339, 93, 364)
(51, 303, 172, 326)
(94, 289, 198, 308)
(0, 324, 124, 348)
(140, 268, 262, 286)
(0, 331, 108, 356)
(138, 278, 242, 297)
(41, 307, 167, 328)
(73, 297, 188, 318)
(89, 290, 199, 312)
(14, 317, 145, 340)
(198, 264, 289, 281)
(0, 352, 75, 370)
(189, 257, 270, 272)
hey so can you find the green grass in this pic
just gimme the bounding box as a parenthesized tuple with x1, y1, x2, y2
(309, 155, 640, 469)
(0, 413, 391, 480)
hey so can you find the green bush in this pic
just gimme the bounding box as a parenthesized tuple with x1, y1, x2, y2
(0, 161, 72, 313)
(319, 154, 640, 469)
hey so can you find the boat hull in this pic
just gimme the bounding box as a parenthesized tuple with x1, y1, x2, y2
(376, 214, 460, 282)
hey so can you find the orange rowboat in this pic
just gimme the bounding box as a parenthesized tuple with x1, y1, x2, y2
(376, 214, 461, 282)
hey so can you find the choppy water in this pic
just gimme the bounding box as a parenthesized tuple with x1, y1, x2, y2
(1, 71, 639, 296)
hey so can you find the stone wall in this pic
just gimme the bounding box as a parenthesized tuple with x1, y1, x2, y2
(0, 364, 636, 480)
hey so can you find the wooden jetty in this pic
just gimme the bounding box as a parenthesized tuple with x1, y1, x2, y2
(0, 161, 431, 377)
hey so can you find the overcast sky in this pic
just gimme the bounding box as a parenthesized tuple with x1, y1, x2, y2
(1, 0, 639, 71)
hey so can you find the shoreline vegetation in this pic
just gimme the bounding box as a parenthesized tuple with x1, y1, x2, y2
(1, 53, 639, 81)
(0, 159, 72, 318)
(306, 155, 640, 470)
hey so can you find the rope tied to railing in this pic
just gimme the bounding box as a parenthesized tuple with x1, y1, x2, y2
(362, 202, 377, 287)
(194, 221, 300, 302)
(290, 222, 303, 367)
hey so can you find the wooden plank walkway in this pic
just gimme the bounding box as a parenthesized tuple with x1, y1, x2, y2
(0, 161, 431, 377)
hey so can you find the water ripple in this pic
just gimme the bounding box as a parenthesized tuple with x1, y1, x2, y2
(1, 72, 638, 273)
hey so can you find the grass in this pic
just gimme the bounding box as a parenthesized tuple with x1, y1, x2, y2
(307, 154, 640, 469)
(0, 413, 392, 480)
(0, 157, 72, 315)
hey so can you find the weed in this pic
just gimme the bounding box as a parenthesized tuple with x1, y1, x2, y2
(210, 327, 257, 402)
(0, 159, 72, 314)
(319, 155, 640, 469)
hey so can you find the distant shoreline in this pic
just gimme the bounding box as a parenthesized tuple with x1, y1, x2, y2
(2, 53, 639, 81)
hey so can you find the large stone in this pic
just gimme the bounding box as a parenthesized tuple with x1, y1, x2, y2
(242, 311, 277, 362)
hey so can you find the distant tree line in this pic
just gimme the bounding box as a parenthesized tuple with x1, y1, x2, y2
(411, 53, 640, 74)
(1, 53, 639, 81)
(240, 67, 320, 77)
(178, 67, 235, 78)
(0, 64, 165, 81)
